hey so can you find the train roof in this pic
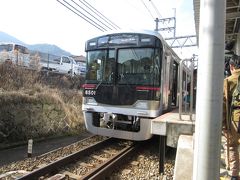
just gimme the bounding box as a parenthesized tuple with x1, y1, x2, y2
(88, 29, 182, 63)
(90, 29, 165, 41)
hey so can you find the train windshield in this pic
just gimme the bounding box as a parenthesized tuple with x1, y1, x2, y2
(86, 49, 115, 84)
(117, 48, 160, 86)
(86, 47, 160, 86)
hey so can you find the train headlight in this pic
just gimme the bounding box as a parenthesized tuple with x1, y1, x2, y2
(84, 97, 98, 105)
(135, 101, 148, 109)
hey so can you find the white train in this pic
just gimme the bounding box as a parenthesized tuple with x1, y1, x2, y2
(82, 30, 190, 141)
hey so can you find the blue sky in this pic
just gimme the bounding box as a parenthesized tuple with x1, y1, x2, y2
(0, 0, 198, 58)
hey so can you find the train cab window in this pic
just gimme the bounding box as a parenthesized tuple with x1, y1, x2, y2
(86, 50, 115, 83)
(117, 48, 160, 86)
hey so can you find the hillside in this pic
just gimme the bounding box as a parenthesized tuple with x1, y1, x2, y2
(28, 44, 71, 56)
(0, 31, 72, 56)
(0, 63, 85, 145)
(0, 31, 25, 45)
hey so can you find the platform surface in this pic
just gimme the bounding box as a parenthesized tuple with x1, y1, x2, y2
(151, 108, 195, 147)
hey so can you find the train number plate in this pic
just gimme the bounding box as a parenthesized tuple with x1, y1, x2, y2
(85, 90, 96, 96)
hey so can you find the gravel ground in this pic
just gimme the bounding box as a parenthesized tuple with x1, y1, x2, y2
(0, 132, 92, 166)
(109, 138, 176, 180)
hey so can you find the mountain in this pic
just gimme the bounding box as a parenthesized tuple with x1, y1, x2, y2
(27, 44, 71, 56)
(0, 31, 26, 46)
(0, 31, 71, 56)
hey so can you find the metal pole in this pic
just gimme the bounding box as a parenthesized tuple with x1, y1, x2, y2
(159, 135, 166, 174)
(71, 58, 74, 77)
(47, 53, 49, 69)
(173, 8, 176, 38)
(193, 0, 225, 179)
(190, 59, 194, 119)
(184, 77, 188, 112)
(179, 60, 183, 119)
(155, 18, 159, 32)
(16, 50, 19, 65)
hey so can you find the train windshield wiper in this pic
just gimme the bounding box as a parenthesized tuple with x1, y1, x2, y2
(96, 80, 103, 89)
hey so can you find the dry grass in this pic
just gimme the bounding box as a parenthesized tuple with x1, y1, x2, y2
(0, 63, 39, 91)
(0, 63, 85, 143)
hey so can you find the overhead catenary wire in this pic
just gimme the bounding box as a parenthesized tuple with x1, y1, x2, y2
(80, 0, 120, 30)
(123, 0, 153, 22)
(57, 0, 105, 31)
(148, 0, 174, 36)
(140, 0, 155, 20)
(57, 0, 120, 32)
(70, 0, 114, 30)
(62, 0, 109, 31)
(148, 0, 162, 18)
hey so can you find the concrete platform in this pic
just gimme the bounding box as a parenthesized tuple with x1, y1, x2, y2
(173, 135, 193, 180)
(151, 108, 195, 147)
(173, 135, 230, 180)
(151, 108, 233, 179)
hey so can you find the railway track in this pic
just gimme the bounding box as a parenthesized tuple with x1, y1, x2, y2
(0, 135, 107, 178)
(80, 142, 138, 180)
(16, 138, 139, 180)
(0, 136, 176, 179)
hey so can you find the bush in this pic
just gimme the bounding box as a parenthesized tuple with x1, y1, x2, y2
(0, 63, 85, 145)
(0, 63, 39, 90)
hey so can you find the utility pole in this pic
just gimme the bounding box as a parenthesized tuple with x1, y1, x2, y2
(155, 17, 176, 36)
(155, 9, 197, 48)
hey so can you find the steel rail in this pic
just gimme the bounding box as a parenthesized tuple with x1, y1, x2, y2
(18, 138, 114, 180)
(81, 142, 140, 180)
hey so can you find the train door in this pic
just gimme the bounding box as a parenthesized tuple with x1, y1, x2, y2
(166, 55, 172, 109)
(161, 55, 166, 110)
(161, 54, 171, 110)
(171, 61, 179, 106)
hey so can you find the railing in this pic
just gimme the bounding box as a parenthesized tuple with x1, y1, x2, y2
(179, 58, 195, 121)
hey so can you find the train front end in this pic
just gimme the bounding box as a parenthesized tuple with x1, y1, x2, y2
(82, 32, 163, 141)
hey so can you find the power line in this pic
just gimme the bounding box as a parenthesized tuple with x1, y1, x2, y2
(70, 0, 114, 30)
(140, 0, 155, 20)
(57, 0, 120, 32)
(64, 0, 110, 31)
(80, 0, 120, 30)
(124, 0, 152, 21)
(149, 0, 162, 18)
(57, 0, 105, 31)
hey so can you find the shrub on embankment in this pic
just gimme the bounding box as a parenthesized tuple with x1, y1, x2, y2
(0, 63, 85, 146)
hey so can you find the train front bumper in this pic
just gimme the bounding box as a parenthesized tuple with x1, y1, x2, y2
(83, 111, 153, 141)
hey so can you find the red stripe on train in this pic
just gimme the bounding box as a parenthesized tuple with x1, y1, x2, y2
(136, 86, 160, 91)
(81, 84, 96, 89)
